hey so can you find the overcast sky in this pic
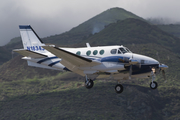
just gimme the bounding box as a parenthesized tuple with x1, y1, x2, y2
(0, 0, 180, 46)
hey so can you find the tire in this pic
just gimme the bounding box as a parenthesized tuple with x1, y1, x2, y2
(150, 81, 158, 89)
(85, 79, 94, 89)
(115, 84, 123, 93)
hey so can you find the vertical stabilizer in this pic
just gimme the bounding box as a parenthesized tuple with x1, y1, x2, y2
(19, 25, 46, 53)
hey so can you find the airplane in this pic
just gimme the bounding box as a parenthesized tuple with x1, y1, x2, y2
(13, 25, 168, 94)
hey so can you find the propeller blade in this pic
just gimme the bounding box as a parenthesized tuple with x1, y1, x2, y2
(118, 58, 129, 63)
(118, 58, 125, 63)
(129, 65, 132, 79)
(162, 70, 166, 80)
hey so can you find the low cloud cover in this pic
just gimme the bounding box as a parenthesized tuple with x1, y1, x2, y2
(1, 0, 180, 46)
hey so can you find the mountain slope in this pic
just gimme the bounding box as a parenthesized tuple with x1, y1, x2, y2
(0, 72, 180, 120)
(0, 47, 11, 65)
(82, 18, 180, 54)
(42, 7, 145, 45)
(157, 24, 180, 38)
(0, 37, 22, 65)
(0, 56, 59, 81)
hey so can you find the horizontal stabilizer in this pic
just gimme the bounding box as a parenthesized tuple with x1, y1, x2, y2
(13, 49, 47, 58)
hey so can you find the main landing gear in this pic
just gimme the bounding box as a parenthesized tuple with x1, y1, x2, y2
(115, 84, 123, 93)
(114, 80, 124, 94)
(84, 76, 124, 93)
(150, 71, 158, 89)
(84, 71, 158, 93)
(85, 75, 94, 89)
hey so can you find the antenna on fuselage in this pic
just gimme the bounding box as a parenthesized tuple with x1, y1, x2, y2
(86, 43, 91, 48)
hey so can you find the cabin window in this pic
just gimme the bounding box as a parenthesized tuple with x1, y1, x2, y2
(86, 50, 91, 56)
(99, 50, 104, 55)
(76, 51, 81, 55)
(93, 50, 98, 55)
(111, 49, 117, 54)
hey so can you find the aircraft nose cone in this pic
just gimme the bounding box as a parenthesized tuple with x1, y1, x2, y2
(132, 53, 159, 65)
(151, 58, 159, 64)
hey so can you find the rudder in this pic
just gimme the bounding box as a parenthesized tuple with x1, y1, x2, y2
(19, 25, 45, 52)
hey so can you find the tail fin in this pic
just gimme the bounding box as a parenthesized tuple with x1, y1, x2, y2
(19, 25, 46, 52)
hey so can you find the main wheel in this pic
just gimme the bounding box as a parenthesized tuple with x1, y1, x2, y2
(115, 84, 123, 94)
(85, 79, 94, 89)
(150, 81, 158, 89)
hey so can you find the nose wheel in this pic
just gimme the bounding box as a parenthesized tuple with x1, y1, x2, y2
(150, 81, 158, 89)
(150, 71, 158, 89)
(115, 84, 123, 93)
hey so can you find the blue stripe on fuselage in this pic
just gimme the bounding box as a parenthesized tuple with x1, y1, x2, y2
(48, 61, 61, 67)
(84, 56, 130, 63)
(100, 56, 129, 63)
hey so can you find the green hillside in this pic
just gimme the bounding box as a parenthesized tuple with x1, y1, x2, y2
(0, 56, 59, 81)
(157, 24, 180, 38)
(82, 18, 180, 54)
(0, 37, 22, 65)
(1, 77, 180, 120)
(0, 47, 11, 65)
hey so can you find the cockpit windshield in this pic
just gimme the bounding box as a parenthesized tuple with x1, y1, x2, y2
(125, 47, 131, 53)
(119, 47, 131, 54)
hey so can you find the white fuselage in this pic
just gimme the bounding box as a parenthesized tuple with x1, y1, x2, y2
(23, 45, 159, 80)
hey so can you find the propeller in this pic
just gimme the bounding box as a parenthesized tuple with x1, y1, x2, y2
(162, 70, 166, 80)
(119, 54, 138, 79)
(156, 52, 168, 81)
(129, 64, 132, 79)
(159, 64, 168, 81)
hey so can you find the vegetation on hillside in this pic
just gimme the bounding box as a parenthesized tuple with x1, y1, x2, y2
(0, 70, 180, 120)
(0, 47, 11, 65)
(38, 7, 145, 46)
(82, 18, 180, 54)
(157, 24, 180, 38)
(0, 37, 22, 65)
(0, 56, 59, 81)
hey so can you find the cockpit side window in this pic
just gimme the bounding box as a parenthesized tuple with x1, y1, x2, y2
(111, 49, 117, 54)
(119, 48, 127, 54)
(118, 49, 122, 54)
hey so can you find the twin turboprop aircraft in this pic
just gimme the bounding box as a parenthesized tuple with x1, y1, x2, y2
(14, 25, 168, 93)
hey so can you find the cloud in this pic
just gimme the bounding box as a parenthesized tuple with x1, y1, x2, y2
(0, 0, 180, 46)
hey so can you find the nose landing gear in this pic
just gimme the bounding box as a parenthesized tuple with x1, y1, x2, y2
(150, 71, 158, 89)
(150, 81, 158, 89)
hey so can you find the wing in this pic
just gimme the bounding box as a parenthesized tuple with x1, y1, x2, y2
(42, 46, 101, 76)
(13, 49, 47, 58)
